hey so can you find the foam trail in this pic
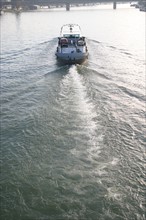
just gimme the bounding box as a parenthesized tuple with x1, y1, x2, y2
(60, 65, 96, 126)
(59, 65, 101, 157)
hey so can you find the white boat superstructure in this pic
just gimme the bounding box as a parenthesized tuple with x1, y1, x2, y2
(55, 24, 88, 64)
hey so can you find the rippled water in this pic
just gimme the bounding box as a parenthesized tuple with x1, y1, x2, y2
(0, 4, 145, 220)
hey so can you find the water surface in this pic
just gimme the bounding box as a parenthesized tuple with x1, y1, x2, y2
(0, 4, 145, 220)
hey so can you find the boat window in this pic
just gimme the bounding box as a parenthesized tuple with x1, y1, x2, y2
(63, 34, 80, 38)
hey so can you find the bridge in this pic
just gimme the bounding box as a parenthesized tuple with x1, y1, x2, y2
(0, 0, 144, 11)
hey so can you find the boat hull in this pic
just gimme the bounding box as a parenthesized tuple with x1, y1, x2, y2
(55, 51, 88, 64)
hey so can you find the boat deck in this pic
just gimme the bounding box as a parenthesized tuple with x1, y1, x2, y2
(61, 45, 86, 54)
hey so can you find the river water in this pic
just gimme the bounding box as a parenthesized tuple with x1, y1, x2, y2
(0, 4, 145, 220)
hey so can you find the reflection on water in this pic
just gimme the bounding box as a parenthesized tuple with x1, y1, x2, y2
(1, 4, 145, 220)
